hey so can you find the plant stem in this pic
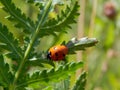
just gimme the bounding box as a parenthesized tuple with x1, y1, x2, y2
(76, 0, 86, 77)
(9, 84, 15, 90)
(13, 0, 52, 87)
(88, 0, 97, 37)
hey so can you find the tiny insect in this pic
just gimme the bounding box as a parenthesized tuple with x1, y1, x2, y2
(47, 45, 68, 61)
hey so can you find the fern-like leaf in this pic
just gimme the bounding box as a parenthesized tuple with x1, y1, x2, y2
(16, 62, 83, 89)
(26, 51, 55, 67)
(22, 0, 53, 60)
(0, 23, 23, 62)
(0, 0, 35, 33)
(0, 55, 13, 87)
(39, 1, 80, 37)
(53, 77, 70, 90)
(72, 71, 87, 90)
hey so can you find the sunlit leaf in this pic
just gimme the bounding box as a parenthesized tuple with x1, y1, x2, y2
(0, 23, 23, 62)
(0, 0, 35, 34)
(72, 71, 87, 90)
(16, 62, 83, 89)
(0, 55, 13, 87)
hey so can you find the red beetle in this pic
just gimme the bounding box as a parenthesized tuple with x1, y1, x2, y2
(47, 45, 68, 61)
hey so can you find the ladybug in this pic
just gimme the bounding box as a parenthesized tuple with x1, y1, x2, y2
(47, 45, 68, 61)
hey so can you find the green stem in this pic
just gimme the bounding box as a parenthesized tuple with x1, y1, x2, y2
(13, 0, 52, 87)
(9, 84, 15, 90)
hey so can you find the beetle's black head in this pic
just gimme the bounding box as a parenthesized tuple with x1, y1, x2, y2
(47, 52, 51, 60)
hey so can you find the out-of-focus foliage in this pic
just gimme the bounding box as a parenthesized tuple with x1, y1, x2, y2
(83, 0, 120, 90)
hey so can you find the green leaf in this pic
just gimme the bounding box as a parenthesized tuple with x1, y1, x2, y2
(0, 0, 35, 33)
(26, 59, 55, 67)
(0, 23, 23, 61)
(26, 0, 34, 3)
(66, 37, 98, 54)
(26, 51, 55, 67)
(22, 0, 53, 60)
(36, 0, 53, 27)
(53, 77, 70, 90)
(39, 1, 80, 37)
(72, 71, 87, 90)
(43, 86, 53, 90)
(11, 1, 54, 86)
(0, 55, 13, 87)
(16, 62, 83, 89)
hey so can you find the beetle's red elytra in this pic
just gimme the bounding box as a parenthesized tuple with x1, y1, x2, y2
(47, 45, 68, 61)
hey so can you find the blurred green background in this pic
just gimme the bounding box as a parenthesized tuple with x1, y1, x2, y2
(0, 0, 120, 90)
